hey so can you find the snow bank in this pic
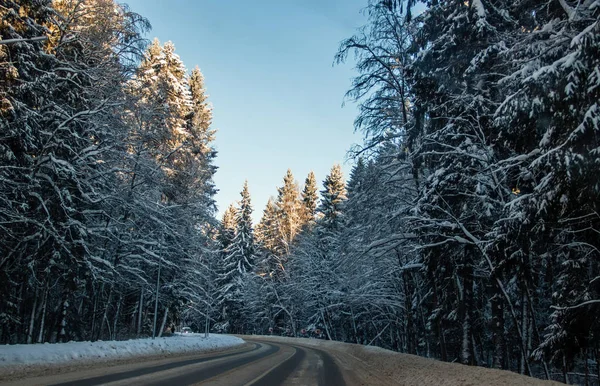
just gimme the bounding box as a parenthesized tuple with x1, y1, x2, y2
(0, 334, 244, 368)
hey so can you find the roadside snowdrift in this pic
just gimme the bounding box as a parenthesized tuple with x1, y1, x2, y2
(0, 334, 243, 368)
(248, 335, 561, 386)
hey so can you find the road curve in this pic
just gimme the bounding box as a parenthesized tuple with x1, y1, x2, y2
(1, 339, 347, 386)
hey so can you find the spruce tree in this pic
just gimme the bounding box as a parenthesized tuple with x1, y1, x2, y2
(346, 158, 365, 198)
(218, 204, 237, 250)
(126, 38, 192, 173)
(171, 65, 216, 206)
(188, 67, 214, 145)
(233, 181, 255, 274)
(216, 182, 255, 333)
(274, 169, 303, 255)
(256, 198, 289, 281)
(122, 39, 218, 341)
(317, 164, 347, 231)
(301, 171, 319, 226)
(256, 199, 278, 252)
(215, 204, 238, 330)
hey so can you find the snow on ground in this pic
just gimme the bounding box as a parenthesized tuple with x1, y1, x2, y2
(0, 334, 244, 368)
(247, 335, 561, 386)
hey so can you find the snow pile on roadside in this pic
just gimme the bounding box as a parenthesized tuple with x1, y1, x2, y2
(0, 334, 244, 368)
(248, 335, 561, 386)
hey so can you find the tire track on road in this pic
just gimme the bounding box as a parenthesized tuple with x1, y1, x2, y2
(245, 344, 306, 386)
(311, 346, 346, 386)
(141, 343, 280, 386)
(245, 339, 346, 386)
(49, 343, 266, 386)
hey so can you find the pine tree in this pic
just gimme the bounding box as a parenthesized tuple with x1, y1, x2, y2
(188, 67, 214, 145)
(126, 38, 192, 174)
(256, 199, 278, 252)
(233, 181, 255, 274)
(346, 158, 365, 198)
(215, 204, 237, 330)
(301, 171, 318, 226)
(274, 169, 303, 255)
(317, 164, 347, 231)
(222, 204, 237, 233)
(217, 204, 237, 256)
(186, 66, 216, 203)
(120, 38, 219, 342)
(255, 199, 282, 273)
(170, 65, 216, 206)
(216, 182, 255, 333)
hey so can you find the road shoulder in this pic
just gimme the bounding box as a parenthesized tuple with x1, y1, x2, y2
(239, 335, 562, 386)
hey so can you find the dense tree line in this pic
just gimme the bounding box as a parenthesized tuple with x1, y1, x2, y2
(214, 0, 600, 384)
(3, 0, 599, 384)
(0, 0, 217, 344)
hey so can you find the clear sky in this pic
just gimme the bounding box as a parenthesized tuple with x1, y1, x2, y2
(124, 0, 367, 223)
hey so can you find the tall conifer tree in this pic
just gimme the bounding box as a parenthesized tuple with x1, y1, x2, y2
(233, 181, 255, 274)
(216, 182, 255, 332)
(275, 169, 302, 255)
(301, 171, 319, 226)
(318, 164, 347, 231)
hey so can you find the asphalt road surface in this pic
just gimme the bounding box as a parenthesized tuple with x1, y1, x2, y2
(1, 339, 347, 386)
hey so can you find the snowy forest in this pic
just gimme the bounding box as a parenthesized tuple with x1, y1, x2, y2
(2, 0, 600, 384)
(1, 0, 217, 345)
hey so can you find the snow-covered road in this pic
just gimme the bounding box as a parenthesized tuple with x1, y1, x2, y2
(0, 338, 339, 386)
(0, 334, 564, 385)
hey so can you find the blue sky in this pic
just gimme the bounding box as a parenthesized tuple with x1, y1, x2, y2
(124, 0, 367, 223)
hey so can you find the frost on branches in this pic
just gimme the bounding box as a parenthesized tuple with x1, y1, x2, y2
(226, 1, 600, 384)
(0, 0, 217, 344)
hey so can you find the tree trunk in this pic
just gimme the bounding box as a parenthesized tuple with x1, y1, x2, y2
(289, 305, 297, 337)
(320, 308, 332, 341)
(403, 270, 416, 354)
(491, 292, 505, 369)
(472, 335, 481, 366)
(153, 261, 161, 339)
(58, 297, 68, 343)
(157, 306, 169, 338)
(78, 296, 84, 316)
(438, 314, 447, 360)
(525, 282, 550, 379)
(137, 290, 144, 337)
(112, 293, 122, 340)
(461, 264, 474, 365)
(91, 285, 99, 340)
(350, 306, 359, 344)
(27, 289, 38, 344)
(596, 347, 599, 386)
(431, 271, 447, 361)
(99, 286, 113, 341)
(584, 348, 589, 386)
(520, 292, 526, 374)
(563, 354, 570, 384)
(416, 285, 430, 357)
(37, 286, 48, 343)
(204, 300, 210, 338)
